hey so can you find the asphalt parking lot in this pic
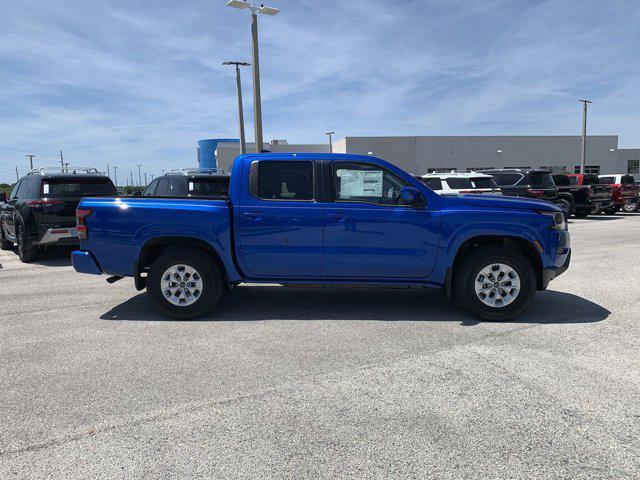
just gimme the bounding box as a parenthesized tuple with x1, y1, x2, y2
(1, 214, 639, 479)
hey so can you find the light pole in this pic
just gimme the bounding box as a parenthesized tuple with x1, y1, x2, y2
(26, 154, 35, 170)
(325, 131, 335, 153)
(579, 99, 592, 174)
(144, 172, 148, 186)
(113, 166, 118, 187)
(223, 61, 251, 154)
(136, 164, 142, 187)
(226, 0, 280, 153)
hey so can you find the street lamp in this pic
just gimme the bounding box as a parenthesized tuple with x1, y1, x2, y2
(113, 166, 118, 188)
(226, 0, 280, 153)
(325, 131, 335, 153)
(223, 61, 251, 154)
(579, 99, 592, 174)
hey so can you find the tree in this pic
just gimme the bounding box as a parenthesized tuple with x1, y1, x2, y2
(0, 183, 13, 196)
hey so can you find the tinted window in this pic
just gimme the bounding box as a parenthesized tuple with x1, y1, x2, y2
(529, 172, 555, 188)
(621, 175, 635, 185)
(333, 162, 407, 205)
(189, 177, 230, 196)
(10, 180, 22, 199)
(567, 176, 578, 185)
(492, 173, 523, 186)
(154, 178, 171, 196)
(583, 175, 599, 185)
(599, 176, 616, 185)
(143, 179, 159, 196)
(552, 174, 570, 186)
(471, 177, 497, 188)
(42, 178, 117, 198)
(422, 178, 442, 191)
(445, 178, 473, 189)
(256, 161, 313, 201)
(154, 177, 187, 196)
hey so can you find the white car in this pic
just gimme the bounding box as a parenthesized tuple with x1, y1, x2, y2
(418, 172, 502, 196)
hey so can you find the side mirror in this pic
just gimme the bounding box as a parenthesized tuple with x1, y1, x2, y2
(400, 186, 425, 208)
(0, 192, 6, 203)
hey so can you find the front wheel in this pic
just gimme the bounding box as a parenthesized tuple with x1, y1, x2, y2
(574, 208, 591, 218)
(454, 246, 536, 321)
(147, 248, 223, 319)
(556, 199, 572, 216)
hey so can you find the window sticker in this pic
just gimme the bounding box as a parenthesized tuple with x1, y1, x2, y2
(337, 169, 383, 197)
(188, 181, 194, 191)
(43, 183, 50, 195)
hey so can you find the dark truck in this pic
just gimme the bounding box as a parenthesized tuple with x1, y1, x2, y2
(72, 153, 571, 322)
(553, 174, 612, 218)
(482, 169, 565, 213)
(0, 168, 117, 262)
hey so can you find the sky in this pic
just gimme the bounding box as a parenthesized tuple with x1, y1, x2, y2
(0, 0, 639, 183)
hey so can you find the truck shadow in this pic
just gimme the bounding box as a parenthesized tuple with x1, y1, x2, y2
(32, 247, 74, 267)
(100, 287, 609, 326)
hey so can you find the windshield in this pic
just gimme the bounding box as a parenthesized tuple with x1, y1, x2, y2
(189, 177, 230, 196)
(42, 178, 117, 198)
(530, 172, 555, 188)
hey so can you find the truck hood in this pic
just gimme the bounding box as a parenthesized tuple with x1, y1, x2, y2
(460, 194, 561, 212)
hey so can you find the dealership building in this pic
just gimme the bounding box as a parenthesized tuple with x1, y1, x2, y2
(199, 135, 640, 179)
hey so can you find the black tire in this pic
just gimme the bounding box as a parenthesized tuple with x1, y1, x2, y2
(574, 208, 590, 218)
(16, 224, 37, 263)
(0, 225, 12, 250)
(454, 246, 536, 321)
(147, 248, 223, 320)
(556, 199, 572, 216)
(622, 202, 638, 213)
(605, 205, 620, 214)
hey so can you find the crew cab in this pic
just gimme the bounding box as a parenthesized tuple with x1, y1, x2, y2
(72, 154, 571, 321)
(597, 174, 639, 213)
(142, 168, 230, 198)
(482, 169, 566, 213)
(553, 173, 612, 217)
(418, 172, 501, 196)
(1, 168, 117, 262)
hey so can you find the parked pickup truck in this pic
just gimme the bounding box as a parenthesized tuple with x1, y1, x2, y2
(72, 153, 571, 321)
(554, 173, 612, 218)
(597, 174, 639, 213)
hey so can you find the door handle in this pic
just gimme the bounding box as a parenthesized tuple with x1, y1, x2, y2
(326, 212, 346, 219)
(243, 211, 264, 219)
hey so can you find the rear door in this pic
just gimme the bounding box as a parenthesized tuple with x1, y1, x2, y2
(40, 177, 117, 227)
(322, 161, 439, 279)
(235, 159, 324, 278)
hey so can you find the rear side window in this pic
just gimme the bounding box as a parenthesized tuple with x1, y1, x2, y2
(599, 176, 615, 185)
(252, 161, 313, 201)
(422, 178, 442, 191)
(42, 178, 117, 198)
(154, 177, 187, 196)
(189, 177, 230, 196)
(471, 177, 497, 188)
(552, 175, 570, 186)
(529, 172, 555, 188)
(444, 178, 473, 189)
(583, 175, 599, 185)
(492, 173, 523, 186)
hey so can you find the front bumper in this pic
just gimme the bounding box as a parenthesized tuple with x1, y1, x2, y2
(72, 250, 102, 275)
(541, 249, 571, 290)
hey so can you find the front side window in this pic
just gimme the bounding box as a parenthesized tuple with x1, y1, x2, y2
(254, 161, 313, 201)
(333, 162, 407, 205)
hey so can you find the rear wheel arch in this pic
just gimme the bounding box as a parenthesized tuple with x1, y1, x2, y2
(137, 237, 230, 290)
(448, 235, 543, 293)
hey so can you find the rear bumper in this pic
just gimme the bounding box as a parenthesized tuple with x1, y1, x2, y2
(72, 250, 102, 275)
(35, 227, 79, 246)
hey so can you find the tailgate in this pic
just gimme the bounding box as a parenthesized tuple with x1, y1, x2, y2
(38, 198, 80, 227)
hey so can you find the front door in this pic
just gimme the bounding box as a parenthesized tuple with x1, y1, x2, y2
(236, 159, 324, 278)
(322, 161, 439, 279)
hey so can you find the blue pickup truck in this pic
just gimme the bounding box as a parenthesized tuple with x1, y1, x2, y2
(72, 153, 571, 321)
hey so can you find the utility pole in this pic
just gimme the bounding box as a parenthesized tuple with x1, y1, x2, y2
(325, 131, 335, 153)
(113, 166, 118, 187)
(226, 1, 280, 153)
(579, 99, 592, 174)
(144, 172, 148, 185)
(59, 150, 64, 172)
(26, 154, 35, 170)
(136, 164, 142, 187)
(106, 163, 110, 179)
(223, 61, 251, 154)
(151, 174, 154, 181)
(16, 166, 19, 181)
(130, 170, 134, 188)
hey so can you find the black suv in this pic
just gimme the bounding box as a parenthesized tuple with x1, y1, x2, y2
(483, 168, 563, 209)
(142, 169, 230, 198)
(0, 168, 117, 262)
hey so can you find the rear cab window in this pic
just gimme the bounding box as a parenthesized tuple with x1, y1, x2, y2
(42, 178, 117, 197)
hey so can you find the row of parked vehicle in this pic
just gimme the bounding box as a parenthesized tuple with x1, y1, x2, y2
(414, 169, 640, 217)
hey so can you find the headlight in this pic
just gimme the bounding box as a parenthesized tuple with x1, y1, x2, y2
(539, 211, 567, 230)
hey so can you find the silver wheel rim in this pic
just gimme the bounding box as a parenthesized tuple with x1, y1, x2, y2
(161, 264, 203, 307)
(474, 263, 521, 308)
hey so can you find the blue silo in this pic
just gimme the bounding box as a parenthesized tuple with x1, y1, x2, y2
(197, 139, 239, 170)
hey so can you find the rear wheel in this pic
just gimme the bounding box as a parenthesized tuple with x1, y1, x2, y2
(622, 202, 638, 213)
(454, 246, 536, 321)
(147, 248, 223, 319)
(574, 208, 590, 218)
(0, 225, 12, 250)
(556, 199, 572, 216)
(16, 224, 37, 263)
(605, 205, 620, 214)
